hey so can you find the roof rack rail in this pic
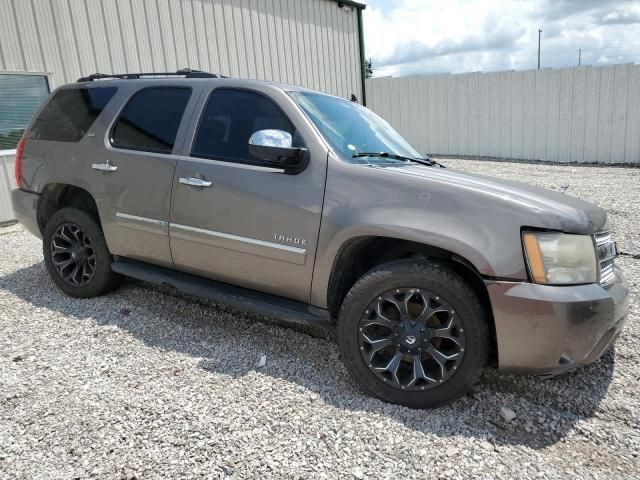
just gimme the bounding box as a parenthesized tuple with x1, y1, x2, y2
(77, 68, 226, 82)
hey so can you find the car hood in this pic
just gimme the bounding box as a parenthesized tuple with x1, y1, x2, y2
(375, 164, 607, 234)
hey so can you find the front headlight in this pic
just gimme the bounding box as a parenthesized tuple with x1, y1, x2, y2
(522, 232, 597, 285)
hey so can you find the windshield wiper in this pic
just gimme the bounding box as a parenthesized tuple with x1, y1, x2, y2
(352, 152, 445, 168)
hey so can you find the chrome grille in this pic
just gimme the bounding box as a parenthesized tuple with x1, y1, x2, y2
(595, 232, 617, 286)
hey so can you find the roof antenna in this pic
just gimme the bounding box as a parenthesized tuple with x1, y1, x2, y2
(350, 94, 358, 103)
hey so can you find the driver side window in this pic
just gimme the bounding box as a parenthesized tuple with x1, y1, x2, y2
(191, 88, 303, 165)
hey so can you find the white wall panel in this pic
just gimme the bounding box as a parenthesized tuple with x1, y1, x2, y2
(426, 75, 438, 154)
(101, 0, 127, 74)
(14, 0, 43, 72)
(533, 69, 548, 160)
(570, 67, 588, 162)
(488, 71, 500, 156)
(367, 64, 640, 164)
(610, 64, 630, 164)
(583, 67, 601, 162)
(477, 73, 491, 156)
(510, 71, 523, 159)
(447, 72, 458, 155)
(437, 74, 449, 153)
(456, 73, 469, 156)
(467, 72, 479, 157)
(499, 71, 511, 158)
(0, 1, 24, 71)
(33, 0, 67, 84)
(545, 69, 560, 162)
(0, 151, 16, 224)
(597, 65, 614, 163)
(625, 66, 640, 164)
(0, 0, 362, 98)
(557, 68, 573, 162)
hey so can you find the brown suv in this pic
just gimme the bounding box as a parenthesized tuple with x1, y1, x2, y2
(11, 71, 628, 408)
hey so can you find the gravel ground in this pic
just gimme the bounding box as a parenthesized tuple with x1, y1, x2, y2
(1, 159, 639, 479)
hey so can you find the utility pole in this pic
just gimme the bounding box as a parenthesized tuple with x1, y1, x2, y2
(537, 29, 542, 69)
(578, 48, 582, 66)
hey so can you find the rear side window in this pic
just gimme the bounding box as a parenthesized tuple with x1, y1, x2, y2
(30, 87, 117, 142)
(191, 88, 302, 164)
(111, 87, 191, 154)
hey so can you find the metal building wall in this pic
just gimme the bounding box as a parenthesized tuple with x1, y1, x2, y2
(0, 0, 363, 99)
(366, 64, 640, 164)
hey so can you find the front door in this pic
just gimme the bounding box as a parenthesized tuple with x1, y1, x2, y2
(88, 84, 201, 268)
(169, 86, 327, 302)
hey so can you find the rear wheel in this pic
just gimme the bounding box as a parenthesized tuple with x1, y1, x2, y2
(337, 259, 488, 408)
(43, 207, 122, 298)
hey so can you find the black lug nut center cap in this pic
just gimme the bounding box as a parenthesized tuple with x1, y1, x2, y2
(399, 320, 429, 349)
(404, 335, 417, 345)
(71, 245, 86, 263)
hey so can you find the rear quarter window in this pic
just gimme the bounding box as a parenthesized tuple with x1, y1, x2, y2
(110, 87, 191, 154)
(30, 87, 117, 142)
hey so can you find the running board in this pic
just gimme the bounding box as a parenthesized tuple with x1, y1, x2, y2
(111, 258, 332, 337)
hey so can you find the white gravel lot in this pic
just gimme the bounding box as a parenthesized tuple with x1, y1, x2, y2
(1, 159, 639, 480)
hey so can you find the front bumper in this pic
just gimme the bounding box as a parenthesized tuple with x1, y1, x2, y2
(11, 188, 41, 239)
(487, 267, 629, 375)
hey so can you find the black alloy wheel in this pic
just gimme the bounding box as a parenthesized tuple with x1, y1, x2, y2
(358, 287, 465, 391)
(337, 259, 488, 408)
(50, 223, 97, 286)
(43, 207, 122, 298)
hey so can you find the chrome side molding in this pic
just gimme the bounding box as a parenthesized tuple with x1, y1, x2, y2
(170, 223, 307, 265)
(115, 212, 168, 235)
(115, 213, 306, 265)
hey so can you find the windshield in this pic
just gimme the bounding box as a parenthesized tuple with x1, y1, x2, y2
(288, 91, 422, 164)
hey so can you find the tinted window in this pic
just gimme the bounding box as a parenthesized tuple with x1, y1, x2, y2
(0, 74, 50, 149)
(30, 87, 116, 143)
(112, 87, 191, 154)
(192, 89, 302, 163)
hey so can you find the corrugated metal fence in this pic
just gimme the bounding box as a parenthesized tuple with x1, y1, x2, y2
(366, 63, 640, 164)
(0, 0, 363, 99)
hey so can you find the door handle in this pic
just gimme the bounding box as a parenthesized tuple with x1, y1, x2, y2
(92, 162, 118, 172)
(179, 176, 213, 188)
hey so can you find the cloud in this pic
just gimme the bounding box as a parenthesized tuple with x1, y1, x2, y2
(597, 8, 640, 25)
(363, 0, 640, 77)
(534, 0, 628, 18)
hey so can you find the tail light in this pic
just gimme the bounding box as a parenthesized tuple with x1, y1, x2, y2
(14, 136, 25, 189)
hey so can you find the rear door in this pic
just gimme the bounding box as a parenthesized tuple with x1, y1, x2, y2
(169, 85, 328, 302)
(87, 83, 203, 267)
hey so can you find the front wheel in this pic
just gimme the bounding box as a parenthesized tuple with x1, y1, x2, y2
(337, 259, 488, 408)
(43, 207, 122, 298)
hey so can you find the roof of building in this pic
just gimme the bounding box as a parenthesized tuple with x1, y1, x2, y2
(329, 0, 366, 9)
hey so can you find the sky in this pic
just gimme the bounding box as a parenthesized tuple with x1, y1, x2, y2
(362, 0, 640, 77)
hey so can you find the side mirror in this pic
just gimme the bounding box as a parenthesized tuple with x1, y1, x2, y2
(248, 129, 308, 173)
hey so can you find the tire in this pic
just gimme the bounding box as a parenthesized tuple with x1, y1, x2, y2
(43, 207, 122, 298)
(337, 259, 488, 409)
